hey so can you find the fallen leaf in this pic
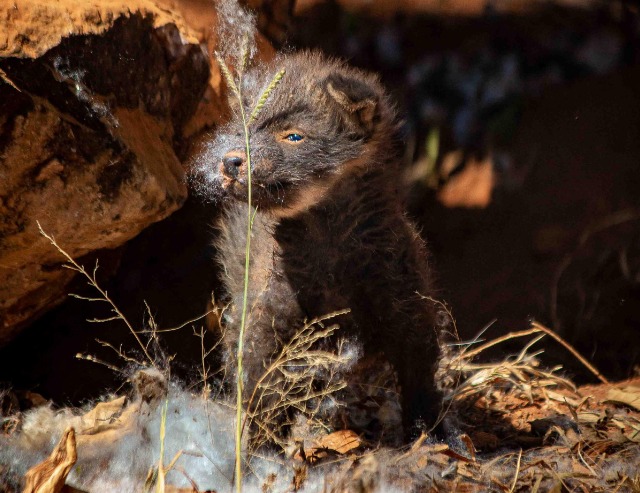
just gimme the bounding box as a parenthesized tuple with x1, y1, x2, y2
(78, 396, 127, 434)
(312, 429, 361, 454)
(605, 387, 640, 411)
(571, 462, 597, 478)
(459, 433, 476, 461)
(423, 443, 450, 454)
(442, 447, 475, 463)
(303, 429, 362, 464)
(24, 427, 77, 493)
(413, 444, 451, 468)
(577, 411, 602, 424)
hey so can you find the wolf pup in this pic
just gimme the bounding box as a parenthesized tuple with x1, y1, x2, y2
(201, 51, 442, 440)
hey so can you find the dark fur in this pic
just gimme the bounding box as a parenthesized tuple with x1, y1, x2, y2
(199, 52, 442, 439)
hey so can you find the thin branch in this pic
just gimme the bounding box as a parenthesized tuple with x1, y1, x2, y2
(508, 450, 523, 493)
(37, 221, 155, 366)
(456, 327, 544, 361)
(531, 321, 609, 384)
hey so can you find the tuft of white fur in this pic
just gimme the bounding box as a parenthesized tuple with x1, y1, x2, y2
(215, 0, 257, 67)
(0, 379, 369, 493)
(0, 384, 238, 492)
(189, 123, 232, 204)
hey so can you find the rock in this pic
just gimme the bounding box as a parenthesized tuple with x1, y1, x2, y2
(0, 0, 288, 344)
(0, 1, 213, 344)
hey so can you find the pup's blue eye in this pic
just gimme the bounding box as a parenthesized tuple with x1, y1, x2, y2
(285, 133, 304, 142)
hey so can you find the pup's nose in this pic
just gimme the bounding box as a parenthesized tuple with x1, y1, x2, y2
(222, 154, 244, 178)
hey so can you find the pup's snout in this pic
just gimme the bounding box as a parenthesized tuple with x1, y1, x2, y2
(222, 153, 244, 179)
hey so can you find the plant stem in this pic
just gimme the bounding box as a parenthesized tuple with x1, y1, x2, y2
(235, 77, 253, 493)
(36, 222, 155, 366)
(156, 399, 169, 493)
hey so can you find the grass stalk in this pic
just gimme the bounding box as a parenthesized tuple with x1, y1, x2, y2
(36, 221, 154, 366)
(215, 46, 252, 492)
(234, 68, 253, 493)
(155, 399, 169, 493)
(215, 46, 285, 491)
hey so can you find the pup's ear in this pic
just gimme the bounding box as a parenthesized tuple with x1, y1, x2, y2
(325, 72, 379, 133)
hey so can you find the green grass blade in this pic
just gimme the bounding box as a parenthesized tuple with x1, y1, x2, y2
(249, 69, 285, 124)
(214, 52, 240, 99)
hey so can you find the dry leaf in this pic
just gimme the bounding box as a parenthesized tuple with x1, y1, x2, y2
(305, 429, 362, 462)
(571, 462, 597, 478)
(24, 427, 77, 493)
(625, 424, 640, 443)
(442, 447, 475, 463)
(457, 461, 481, 480)
(410, 444, 451, 468)
(605, 386, 640, 411)
(548, 481, 563, 493)
(314, 429, 361, 454)
(74, 398, 140, 450)
(577, 411, 602, 424)
(459, 433, 476, 461)
(78, 396, 127, 434)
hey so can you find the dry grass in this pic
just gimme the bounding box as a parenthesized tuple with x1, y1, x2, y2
(5, 301, 640, 492)
(443, 330, 577, 404)
(13, 224, 639, 492)
(242, 310, 354, 454)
